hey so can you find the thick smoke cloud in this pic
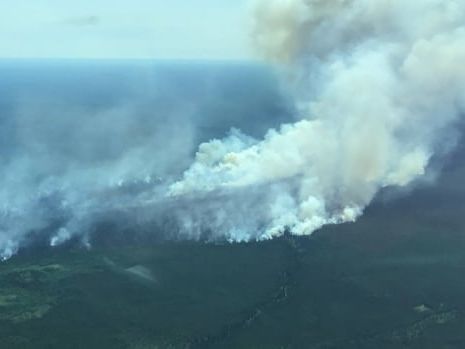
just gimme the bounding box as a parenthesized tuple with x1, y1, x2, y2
(169, 0, 465, 239)
(0, 62, 290, 259)
(0, 99, 196, 259)
(2, 1, 465, 259)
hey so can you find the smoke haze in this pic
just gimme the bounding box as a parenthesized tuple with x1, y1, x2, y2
(1, 0, 465, 259)
(0, 62, 290, 259)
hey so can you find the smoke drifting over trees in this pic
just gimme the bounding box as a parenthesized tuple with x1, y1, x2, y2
(169, 0, 465, 238)
(1, 0, 465, 259)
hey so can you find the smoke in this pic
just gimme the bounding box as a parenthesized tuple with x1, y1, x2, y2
(168, 0, 465, 239)
(1, 1, 465, 259)
(0, 62, 290, 259)
(0, 98, 196, 260)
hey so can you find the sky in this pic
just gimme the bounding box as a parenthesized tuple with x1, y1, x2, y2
(0, 0, 252, 60)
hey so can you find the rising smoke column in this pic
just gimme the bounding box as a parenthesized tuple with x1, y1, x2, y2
(169, 0, 465, 239)
(1, 0, 464, 260)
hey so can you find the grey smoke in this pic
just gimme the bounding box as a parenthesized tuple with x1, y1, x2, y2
(2, 0, 465, 259)
(168, 0, 465, 239)
(0, 62, 290, 259)
(0, 98, 196, 259)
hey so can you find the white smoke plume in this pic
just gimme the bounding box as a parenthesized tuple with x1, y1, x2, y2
(1, 1, 465, 259)
(0, 102, 196, 260)
(0, 62, 288, 260)
(169, 0, 465, 239)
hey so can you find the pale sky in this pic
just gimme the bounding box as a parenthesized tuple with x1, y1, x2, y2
(0, 0, 252, 60)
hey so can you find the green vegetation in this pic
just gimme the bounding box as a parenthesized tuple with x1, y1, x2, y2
(1, 225, 465, 349)
(1, 153, 465, 348)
